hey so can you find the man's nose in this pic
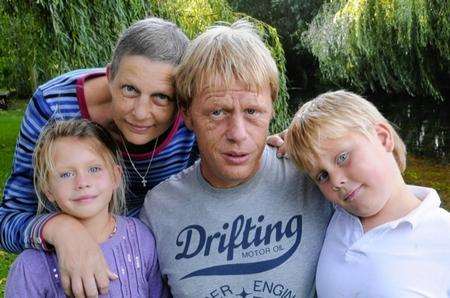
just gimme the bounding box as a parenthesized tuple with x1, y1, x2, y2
(225, 112, 247, 143)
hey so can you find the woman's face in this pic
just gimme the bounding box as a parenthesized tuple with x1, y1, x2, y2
(108, 55, 176, 145)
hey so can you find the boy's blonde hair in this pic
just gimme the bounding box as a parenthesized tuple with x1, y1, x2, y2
(33, 119, 126, 215)
(175, 19, 279, 109)
(286, 90, 406, 173)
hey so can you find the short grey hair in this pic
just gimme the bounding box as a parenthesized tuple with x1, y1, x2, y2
(110, 17, 189, 79)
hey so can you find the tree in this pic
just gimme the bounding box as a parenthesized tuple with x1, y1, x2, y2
(302, 0, 449, 101)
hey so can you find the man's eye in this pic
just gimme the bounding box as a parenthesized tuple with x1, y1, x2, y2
(246, 108, 257, 115)
(316, 171, 329, 183)
(336, 152, 349, 165)
(211, 109, 224, 117)
(122, 85, 138, 97)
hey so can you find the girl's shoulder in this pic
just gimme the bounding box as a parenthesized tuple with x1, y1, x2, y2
(116, 216, 156, 245)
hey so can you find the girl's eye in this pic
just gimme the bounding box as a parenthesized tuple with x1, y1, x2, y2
(89, 166, 102, 174)
(336, 152, 349, 165)
(316, 171, 329, 183)
(59, 171, 74, 179)
(122, 85, 138, 97)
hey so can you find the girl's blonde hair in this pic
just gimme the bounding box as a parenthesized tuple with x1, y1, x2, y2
(33, 119, 126, 215)
(286, 90, 407, 173)
(175, 19, 279, 109)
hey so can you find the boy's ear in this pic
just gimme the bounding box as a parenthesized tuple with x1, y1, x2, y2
(375, 123, 394, 152)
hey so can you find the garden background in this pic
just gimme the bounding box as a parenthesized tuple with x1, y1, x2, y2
(0, 0, 448, 295)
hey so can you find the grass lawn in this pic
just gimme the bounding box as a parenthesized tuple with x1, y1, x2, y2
(0, 98, 449, 295)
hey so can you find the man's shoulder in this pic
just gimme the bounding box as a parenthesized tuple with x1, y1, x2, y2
(145, 162, 199, 210)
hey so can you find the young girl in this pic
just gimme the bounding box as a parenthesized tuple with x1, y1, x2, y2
(6, 119, 164, 297)
(286, 90, 450, 297)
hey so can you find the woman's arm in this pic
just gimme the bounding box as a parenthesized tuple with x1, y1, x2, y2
(43, 214, 117, 297)
(0, 88, 55, 252)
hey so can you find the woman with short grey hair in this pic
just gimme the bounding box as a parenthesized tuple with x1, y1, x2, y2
(0, 17, 196, 297)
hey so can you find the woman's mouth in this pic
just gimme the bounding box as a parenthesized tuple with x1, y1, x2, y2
(126, 121, 153, 134)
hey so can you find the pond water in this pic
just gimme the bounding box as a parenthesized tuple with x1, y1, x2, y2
(289, 91, 449, 164)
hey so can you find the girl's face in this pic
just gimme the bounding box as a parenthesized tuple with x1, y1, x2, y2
(108, 55, 177, 145)
(45, 137, 120, 221)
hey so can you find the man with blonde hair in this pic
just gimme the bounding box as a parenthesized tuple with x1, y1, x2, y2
(140, 20, 332, 297)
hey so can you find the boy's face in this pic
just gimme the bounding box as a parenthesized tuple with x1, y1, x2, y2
(309, 124, 400, 219)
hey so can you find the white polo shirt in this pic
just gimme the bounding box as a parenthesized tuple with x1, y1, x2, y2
(316, 186, 450, 298)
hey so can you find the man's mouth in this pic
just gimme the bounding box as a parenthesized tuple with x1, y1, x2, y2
(222, 151, 251, 165)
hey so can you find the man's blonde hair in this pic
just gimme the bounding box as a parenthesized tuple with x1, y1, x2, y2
(286, 90, 407, 173)
(33, 119, 126, 215)
(175, 19, 279, 109)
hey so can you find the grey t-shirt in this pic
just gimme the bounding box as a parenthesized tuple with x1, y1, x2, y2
(140, 146, 332, 298)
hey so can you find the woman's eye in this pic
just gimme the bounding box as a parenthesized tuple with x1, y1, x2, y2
(59, 171, 74, 179)
(122, 85, 138, 97)
(336, 152, 349, 165)
(153, 94, 171, 106)
(89, 166, 102, 174)
(316, 171, 329, 183)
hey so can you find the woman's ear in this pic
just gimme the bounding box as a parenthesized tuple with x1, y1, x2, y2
(375, 123, 394, 152)
(182, 106, 193, 130)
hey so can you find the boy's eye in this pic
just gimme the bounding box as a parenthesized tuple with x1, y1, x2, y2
(336, 152, 349, 165)
(122, 85, 138, 97)
(316, 171, 329, 183)
(89, 166, 102, 174)
(59, 171, 74, 179)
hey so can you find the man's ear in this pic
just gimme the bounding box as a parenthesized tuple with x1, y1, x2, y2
(375, 123, 394, 152)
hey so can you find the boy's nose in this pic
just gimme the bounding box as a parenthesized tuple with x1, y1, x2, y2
(330, 172, 347, 191)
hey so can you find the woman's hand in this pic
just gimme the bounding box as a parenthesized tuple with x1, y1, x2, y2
(43, 214, 118, 297)
(266, 129, 287, 157)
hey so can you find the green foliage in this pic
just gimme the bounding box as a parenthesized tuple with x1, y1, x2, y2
(151, 0, 290, 132)
(0, 0, 290, 131)
(0, 0, 152, 97)
(302, 0, 449, 101)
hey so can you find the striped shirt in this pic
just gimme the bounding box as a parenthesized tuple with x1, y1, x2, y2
(0, 69, 196, 253)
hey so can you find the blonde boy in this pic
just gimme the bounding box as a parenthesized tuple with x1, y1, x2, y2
(286, 90, 450, 297)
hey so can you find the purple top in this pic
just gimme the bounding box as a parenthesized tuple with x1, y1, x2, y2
(6, 216, 165, 297)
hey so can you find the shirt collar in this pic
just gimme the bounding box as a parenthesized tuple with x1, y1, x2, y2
(387, 185, 441, 230)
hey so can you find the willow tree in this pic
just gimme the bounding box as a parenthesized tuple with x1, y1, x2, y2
(0, 0, 289, 131)
(151, 0, 290, 132)
(302, 0, 449, 101)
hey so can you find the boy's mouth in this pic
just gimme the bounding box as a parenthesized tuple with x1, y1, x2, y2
(344, 185, 362, 201)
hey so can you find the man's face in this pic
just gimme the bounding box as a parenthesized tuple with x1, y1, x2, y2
(184, 81, 273, 188)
